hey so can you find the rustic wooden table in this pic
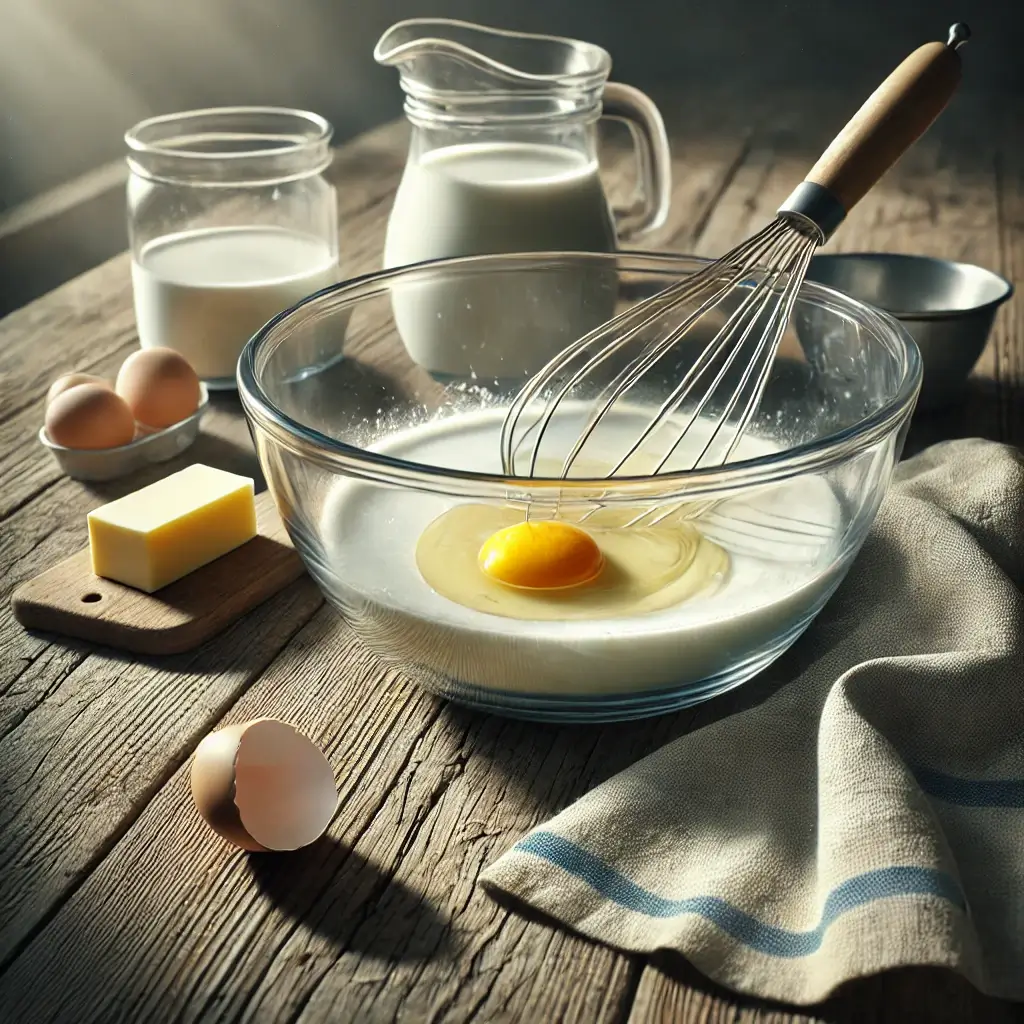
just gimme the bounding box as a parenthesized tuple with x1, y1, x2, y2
(0, 91, 1021, 1023)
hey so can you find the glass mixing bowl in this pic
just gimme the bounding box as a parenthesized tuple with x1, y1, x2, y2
(238, 252, 921, 722)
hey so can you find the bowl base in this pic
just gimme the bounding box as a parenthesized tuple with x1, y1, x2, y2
(398, 613, 818, 723)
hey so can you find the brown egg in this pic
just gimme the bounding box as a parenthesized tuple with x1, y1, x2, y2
(46, 372, 111, 408)
(116, 347, 201, 430)
(190, 719, 338, 852)
(44, 384, 136, 450)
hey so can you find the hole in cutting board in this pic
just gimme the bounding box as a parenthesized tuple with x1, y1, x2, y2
(81, 593, 102, 603)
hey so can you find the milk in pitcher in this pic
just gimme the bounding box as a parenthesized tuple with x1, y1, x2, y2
(384, 142, 616, 266)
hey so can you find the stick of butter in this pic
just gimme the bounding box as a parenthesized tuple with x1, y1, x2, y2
(88, 464, 257, 593)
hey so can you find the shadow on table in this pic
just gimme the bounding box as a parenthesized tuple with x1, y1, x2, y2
(643, 949, 1013, 1023)
(18, 571, 320, 672)
(76, 423, 264, 510)
(437, 650, 799, 818)
(248, 834, 455, 964)
(905, 376, 1023, 459)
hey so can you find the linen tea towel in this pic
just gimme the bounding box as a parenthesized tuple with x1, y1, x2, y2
(482, 438, 1024, 1005)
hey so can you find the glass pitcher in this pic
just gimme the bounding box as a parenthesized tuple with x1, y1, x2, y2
(374, 19, 672, 380)
(375, 18, 672, 267)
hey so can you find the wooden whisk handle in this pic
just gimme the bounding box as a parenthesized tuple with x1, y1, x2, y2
(778, 23, 969, 241)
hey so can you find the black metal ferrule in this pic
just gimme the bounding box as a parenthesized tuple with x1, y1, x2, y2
(776, 181, 847, 243)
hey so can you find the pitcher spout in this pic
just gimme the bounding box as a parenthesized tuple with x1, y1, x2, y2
(374, 18, 611, 95)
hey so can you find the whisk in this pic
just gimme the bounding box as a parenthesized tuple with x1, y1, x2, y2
(501, 23, 971, 483)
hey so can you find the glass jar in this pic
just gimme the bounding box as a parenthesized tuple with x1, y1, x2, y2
(125, 107, 340, 389)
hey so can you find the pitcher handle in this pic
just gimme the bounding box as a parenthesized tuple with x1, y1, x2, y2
(601, 82, 672, 242)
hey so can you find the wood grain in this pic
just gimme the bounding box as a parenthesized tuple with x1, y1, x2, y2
(0, 121, 412, 977)
(994, 104, 1024, 444)
(0, 608, 657, 1023)
(0, 92, 1021, 1024)
(12, 490, 303, 655)
(0, 575, 324, 969)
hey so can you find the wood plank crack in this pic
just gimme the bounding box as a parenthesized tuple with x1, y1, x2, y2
(227, 698, 453, 1024)
(690, 135, 754, 251)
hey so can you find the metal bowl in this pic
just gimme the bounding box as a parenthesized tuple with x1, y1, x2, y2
(806, 253, 1013, 409)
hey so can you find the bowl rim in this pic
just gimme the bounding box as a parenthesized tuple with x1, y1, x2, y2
(237, 250, 922, 502)
(807, 251, 1014, 320)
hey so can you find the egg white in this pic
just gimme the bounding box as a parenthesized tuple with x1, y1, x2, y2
(416, 504, 729, 621)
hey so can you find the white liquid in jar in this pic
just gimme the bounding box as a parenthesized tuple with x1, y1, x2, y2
(131, 227, 339, 386)
(383, 143, 619, 380)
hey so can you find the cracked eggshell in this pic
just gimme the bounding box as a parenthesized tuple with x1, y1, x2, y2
(190, 718, 338, 852)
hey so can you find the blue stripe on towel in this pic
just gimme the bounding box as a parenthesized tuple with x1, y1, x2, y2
(913, 766, 1024, 807)
(514, 831, 965, 958)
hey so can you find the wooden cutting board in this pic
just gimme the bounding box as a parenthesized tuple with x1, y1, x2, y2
(11, 490, 307, 655)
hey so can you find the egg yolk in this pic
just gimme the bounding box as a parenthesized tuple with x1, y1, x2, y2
(478, 520, 605, 590)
